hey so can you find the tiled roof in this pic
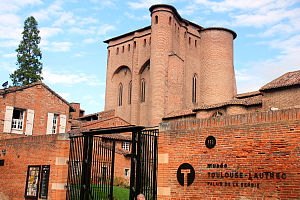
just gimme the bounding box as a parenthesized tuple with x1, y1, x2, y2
(260, 70, 300, 91)
(194, 96, 262, 111)
(0, 81, 75, 111)
(69, 116, 131, 135)
(163, 109, 196, 119)
(235, 91, 261, 98)
(101, 134, 131, 141)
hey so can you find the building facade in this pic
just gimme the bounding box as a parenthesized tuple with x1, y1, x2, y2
(104, 4, 237, 127)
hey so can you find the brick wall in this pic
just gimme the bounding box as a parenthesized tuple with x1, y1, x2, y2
(262, 86, 300, 111)
(157, 108, 300, 199)
(0, 133, 70, 200)
(0, 84, 71, 136)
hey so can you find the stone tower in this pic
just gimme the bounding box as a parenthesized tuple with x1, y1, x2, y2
(104, 4, 237, 127)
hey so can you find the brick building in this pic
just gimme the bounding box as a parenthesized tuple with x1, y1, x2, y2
(0, 3, 299, 200)
(0, 82, 75, 138)
(103, 4, 300, 199)
(104, 4, 237, 127)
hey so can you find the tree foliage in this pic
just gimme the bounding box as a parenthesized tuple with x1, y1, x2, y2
(10, 16, 43, 86)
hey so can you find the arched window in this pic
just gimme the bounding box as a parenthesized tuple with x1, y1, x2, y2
(141, 79, 146, 103)
(192, 74, 197, 103)
(155, 16, 158, 24)
(128, 81, 132, 105)
(118, 83, 123, 106)
(169, 17, 172, 25)
(116, 47, 119, 55)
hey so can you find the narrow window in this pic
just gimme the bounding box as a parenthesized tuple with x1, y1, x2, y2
(116, 47, 119, 55)
(122, 141, 130, 151)
(192, 74, 197, 103)
(141, 79, 146, 103)
(134, 41, 136, 49)
(52, 114, 58, 134)
(195, 40, 197, 47)
(128, 44, 130, 51)
(128, 81, 132, 105)
(169, 17, 172, 25)
(118, 83, 123, 106)
(189, 37, 191, 45)
(144, 39, 146, 47)
(155, 15, 158, 24)
(122, 46, 124, 53)
(108, 50, 110, 57)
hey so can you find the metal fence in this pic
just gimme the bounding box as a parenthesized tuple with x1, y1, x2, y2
(66, 126, 158, 200)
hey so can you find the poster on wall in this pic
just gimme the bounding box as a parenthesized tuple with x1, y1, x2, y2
(39, 165, 50, 199)
(25, 165, 41, 198)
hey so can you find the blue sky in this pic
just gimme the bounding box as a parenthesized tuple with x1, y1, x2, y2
(0, 0, 299, 114)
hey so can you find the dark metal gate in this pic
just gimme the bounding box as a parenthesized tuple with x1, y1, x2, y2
(66, 126, 158, 200)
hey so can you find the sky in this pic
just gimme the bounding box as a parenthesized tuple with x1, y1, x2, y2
(0, 0, 299, 115)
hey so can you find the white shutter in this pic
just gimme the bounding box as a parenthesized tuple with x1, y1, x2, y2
(46, 113, 54, 134)
(25, 109, 34, 135)
(59, 114, 67, 133)
(3, 106, 14, 133)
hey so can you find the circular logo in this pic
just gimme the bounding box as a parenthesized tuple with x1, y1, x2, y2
(205, 136, 216, 149)
(177, 163, 195, 186)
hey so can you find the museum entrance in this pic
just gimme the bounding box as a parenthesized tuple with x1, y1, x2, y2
(66, 126, 158, 200)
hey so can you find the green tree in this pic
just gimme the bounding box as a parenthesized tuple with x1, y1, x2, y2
(10, 16, 43, 86)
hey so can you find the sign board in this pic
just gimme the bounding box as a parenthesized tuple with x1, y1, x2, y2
(39, 165, 50, 199)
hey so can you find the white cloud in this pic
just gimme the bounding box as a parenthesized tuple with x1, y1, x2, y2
(52, 11, 76, 26)
(72, 52, 86, 57)
(83, 95, 94, 99)
(42, 68, 104, 86)
(41, 41, 73, 52)
(0, 0, 43, 14)
(78, 17, 99, 25)
(83, 38, 98, 44)
(68, 27, 96, 35)
(124, 12, 150, 21)
(57, 92, 71, 100)
(88, 100, 101, 106)
(0, 61, 15, 73)
(39, 27, 63, 39)
(0, 40, 19, 48)
(127, 0, 165, 9)
(97, 24, 116, 35)
(237, 35, 300, 93)
(3, 53, 16, 58)
(0, 14, 23, 41)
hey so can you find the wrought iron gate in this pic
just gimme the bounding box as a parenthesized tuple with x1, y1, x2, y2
(66, 126, 158, 200)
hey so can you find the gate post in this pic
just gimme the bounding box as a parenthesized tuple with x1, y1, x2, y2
(80, 135, 93, 200)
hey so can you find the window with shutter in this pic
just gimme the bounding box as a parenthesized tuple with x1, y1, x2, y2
(3, 106, 13, 133)
(25, 109, 35, 135)
(59, 114, 66, 133)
